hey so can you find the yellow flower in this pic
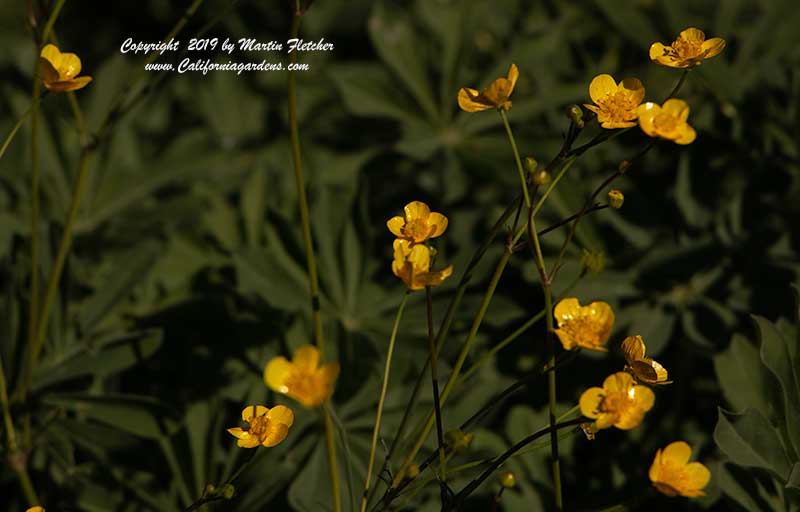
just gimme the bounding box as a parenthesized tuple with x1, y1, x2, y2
(579, 372, 655, 430)
(622, 335, 672, 385)
(584, 74, 645, 129)
(392, 239, 453, 291)
(387, 201, 448, 245)
(457, 63, 519, 112)
(649, 28, 725, 68)
(227, 404, 294, 448)
(553, 298, 614, 352)
(39, 44, 93, 92)
(649, 441, 711, 497)
(26, 508, 45, 512)
(637, 99, 696, 145)
(264, 345, 339, 408)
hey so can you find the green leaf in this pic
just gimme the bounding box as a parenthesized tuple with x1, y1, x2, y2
(241, 167, 267, 246)
(714, 333, 774, 417)
(33, 329, 162, 391)
(329, 63, 422, 124)
(593, 0, 659, 47)
(788, 463, 800, 491)
(714, 407, 792, 480)
(43, 393, 179, 440)
(755, 315, 800, 458)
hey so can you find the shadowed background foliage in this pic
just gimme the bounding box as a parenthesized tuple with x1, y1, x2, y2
(1, 0, 799, 510)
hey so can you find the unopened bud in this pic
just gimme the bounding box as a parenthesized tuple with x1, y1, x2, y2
(618, 160, 631, 173)
(533, 170, 550, 186)
(581, 249, 605, 275)
(566, 104, 584, 128)
(524, 156, 538, 175)
(500, 471, 517, 488)
(222, 484, 236, 499)
(445, 428, 474, 454)
(407, 463, 420, 478)
(428, 246, 438, 258)
(204, 484, 216, 495)
(607, 189, 624, 209)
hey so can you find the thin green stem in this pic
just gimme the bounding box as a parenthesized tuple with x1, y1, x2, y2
(425, 286, 447, 497)
(450, 418, 584, 508)
(0, 104, 34, 161)
(361, 292, 408, 512)
(323, 410, 342, 512)
(665, 70, 689, 100)
(499, 109, 531, 208)
(532, 157, 576, 218)
(1, 353, 39, 505)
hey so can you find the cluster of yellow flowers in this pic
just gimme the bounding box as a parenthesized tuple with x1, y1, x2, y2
(387, 201, 453, 291)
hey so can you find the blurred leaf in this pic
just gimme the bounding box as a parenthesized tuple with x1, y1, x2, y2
(715, 407, 792, 480)
(714, 333, 774, 417)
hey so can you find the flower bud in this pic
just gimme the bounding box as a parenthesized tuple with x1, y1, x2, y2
(500, 471, 517, 488)
(580, 249, 605, 275)
(532, 170, 550, 186)
(407, 463, 420, 478)
(204, 484, 216, 495)
(445, 428, 474, 454)
(524, 156, 538, 175)
(222, 484, 236, 499)
(566, 104, 584, 128)
(607, 189, 624, 209)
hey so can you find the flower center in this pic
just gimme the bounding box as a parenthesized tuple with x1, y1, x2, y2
(599, 91, 636, 121)
(671, 39, 703, 61)
(248, 415, 271, 438)
(600, 390, 624, 413)
(653, 112, 679, 133)
(285, 368, 323, 404)
(404, 219, 433, 242)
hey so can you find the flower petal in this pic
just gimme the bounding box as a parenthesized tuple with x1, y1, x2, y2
(482, 77, 513, 107)
(649, 448, 663, 482)
(621, 335, 646, 365)
(637, 102, 660, 137)
(266, 404, 295, 427)
(404, 201, 430, 222)
(241, 405, 268, 422)
(589, 74, 617, 104)
(586, 301, 614, 342)
(683, 461, 712, 495)
(579, 387, 605, 419)
(679, 27, 706, 43)
(293, 344, 321, 371)
(46, 76, 92, 92)
(40, 44, 61, 65)
(701, 38, 726, 59)
(319, 362, 341, 395)
(661, 440, 693, 466)
(662, 99, 690, 120)
(554, 298, 581, 324)
(649, 42, 669, 62)
(674, 124, 696, 145)
(39, 57, 60, 84)
(227, 427, 246, 439)
(603, 371, 635, 393)
(387, 216, 405, 237)
(261, 423, 289, 447)
(427, 212, 448, 238)
(59, 52, 82, 79)
(506, 63, 519, 94)
(237, 434, 261, 448)
(264, 356, 292, 394)
(620, 77, 645, 104)
(458, 87, 492, 112)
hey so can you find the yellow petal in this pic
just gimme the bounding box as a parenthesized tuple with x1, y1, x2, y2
(682, 461, 711, 495)
(59, 52, 82, 79)
(237, 434, 261, 448)
(40, 43, 61, 65)
(636, 102, 660, 137)
(620, 78, 645, 104)
(662, 99, 690, 121)
(649, 42, 668, 62)
(26, 507, 46, 512)
(595, 412, 618, 430)
(621, 335, 646, 364)
(39, 56, 60, 84)
(261, 423, 289, 447)
(45, 76, 92, 92)
(319, 362, 340, 394)
(241, 405, 268, 422)
(586, 301, 614, 341)
(506, 63, 519, 94)
(387, 216, 405, 237)
(615, 408, 647, 430)
(417, 265, 453, 288)
(227, 427, 246, 439)
(554, 298, 581, 324)
(404, 201, 431, 222)
(674, 124, 696, 145)
(482, 77, 512, 106)
(266, 404, 295, 427)
(679, 27, 706, 43)
(457, 87, 492, 112)
(701, 38, 726, 59)
(631, 384, 655, 412)
(293, 344, 321, 371)
(554, 328, 577, 350)
(264, 356, 292, 393)
(427, 212, 448, 238)
(579, 387, 605, 419)
(407, 244, 431, 271)
(603, 371, 635, 393)
(589, 74, 617, 104)
(630, 360, 660, 383)
(649, 448, 663, 482)
(661, 440, 693, 465)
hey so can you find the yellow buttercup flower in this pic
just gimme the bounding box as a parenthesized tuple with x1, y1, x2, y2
(264, 345, 339, 408)
(553, 298, 614, 351)
(457, 63, 519, 112)
(584, 74, 645, 129)
(26, 508, 45, 512)
(392, 239, 453, 291)
(39, 44, 93, 92)
(387, 201, 448, 245)
(579, 372, 655, 430)
(622, 335, 672, 385)
(649, 441, 711, 497)
(649, 28, 725, 68)
(637, 99, 696, 145)
(227, 404, 294, 448)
